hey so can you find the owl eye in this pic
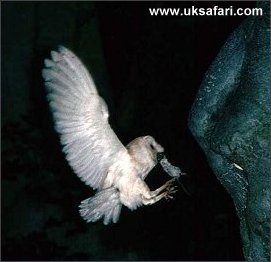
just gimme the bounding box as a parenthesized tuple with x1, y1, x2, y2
(150, 144, 155, 150)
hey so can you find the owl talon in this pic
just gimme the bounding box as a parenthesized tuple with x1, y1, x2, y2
(164, 183, 178, 201)
(165, 195, 173, 201)
(165, 178, 175, 188)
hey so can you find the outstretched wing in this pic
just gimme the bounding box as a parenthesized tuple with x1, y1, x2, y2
(42, 46, 129, 189)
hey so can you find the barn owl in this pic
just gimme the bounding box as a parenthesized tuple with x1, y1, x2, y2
(42, 46, 184, 225)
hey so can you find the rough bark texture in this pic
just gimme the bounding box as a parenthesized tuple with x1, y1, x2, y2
(188, 2, 270, 260)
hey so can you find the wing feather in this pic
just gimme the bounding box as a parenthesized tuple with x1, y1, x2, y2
(42, 46, 130, 189)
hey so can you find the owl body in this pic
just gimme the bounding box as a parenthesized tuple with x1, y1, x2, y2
(102, 136, 164, 210)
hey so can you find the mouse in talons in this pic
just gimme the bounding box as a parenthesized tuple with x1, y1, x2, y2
(158, 152, 190, 196)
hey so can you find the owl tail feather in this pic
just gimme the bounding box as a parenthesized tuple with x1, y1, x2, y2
(79, 187, 122, 225)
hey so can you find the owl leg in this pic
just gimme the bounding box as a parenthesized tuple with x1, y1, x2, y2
(141, 179, 177, 205)
(142, 191, 167, 205)
(151, 178, 176, 196)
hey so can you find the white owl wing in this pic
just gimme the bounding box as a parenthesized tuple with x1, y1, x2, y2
(42, 46, 130, 190)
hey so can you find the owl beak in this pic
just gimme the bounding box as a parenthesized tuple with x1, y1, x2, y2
(157, 152, 165, 162)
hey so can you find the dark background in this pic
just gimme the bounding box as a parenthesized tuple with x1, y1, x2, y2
(2, 1, 257, 260)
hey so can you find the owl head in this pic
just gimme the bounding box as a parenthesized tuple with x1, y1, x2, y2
(143, 135, 164, 152)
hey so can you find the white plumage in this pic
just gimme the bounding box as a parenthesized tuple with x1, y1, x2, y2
(42, 46, 182, 225)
